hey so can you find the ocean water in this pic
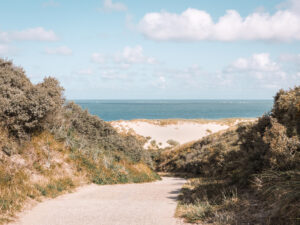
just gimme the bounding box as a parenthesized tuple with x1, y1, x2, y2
(74, 100, 273, 121)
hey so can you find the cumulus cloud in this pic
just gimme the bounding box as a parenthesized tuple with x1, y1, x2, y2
(227, 53, 280, 73)
(92, 46, 156, 67)
(159, 52, 299, 91)
(116, 45, 156, 64)
(91, 53, 106, 63)
(12, 27, 58, 41)
(278, 0, 300, 13)
(102, 0, 127, 12)
(222, 53, 298, 90)
(139, 6, 300, 41)
(0, 27, 58, 42)
(44, 46, 72, 55)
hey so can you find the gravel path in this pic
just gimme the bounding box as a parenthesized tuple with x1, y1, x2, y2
(11, 177, 187, 225)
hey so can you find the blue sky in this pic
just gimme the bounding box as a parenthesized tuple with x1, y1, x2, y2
(0, 0, 299, 99)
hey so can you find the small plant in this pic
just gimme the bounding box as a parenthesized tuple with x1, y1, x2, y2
(206, 129, 212, 134)
(167, 139, 179, 147)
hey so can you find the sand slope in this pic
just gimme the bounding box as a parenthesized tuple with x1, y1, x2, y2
(111, 119, 250, 148)
(11, 177, 187, 225)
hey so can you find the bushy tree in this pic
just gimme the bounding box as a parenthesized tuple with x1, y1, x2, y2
(0, 59, 64, 139)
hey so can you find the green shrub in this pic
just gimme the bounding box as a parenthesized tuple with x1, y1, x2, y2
(60, 102, 152, 165)
(161, 86, 300, 224)
(167, 139, 179, 146)
(0, 59, 64, 140)
(272, 87, 300, 136)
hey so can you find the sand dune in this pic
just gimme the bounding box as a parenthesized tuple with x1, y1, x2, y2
(111, 119, 252, 148)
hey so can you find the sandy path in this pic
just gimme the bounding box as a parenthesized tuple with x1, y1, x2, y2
(11, 177, 187, 225)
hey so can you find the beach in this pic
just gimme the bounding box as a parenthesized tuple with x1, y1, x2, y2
(111, 118, 255, 148)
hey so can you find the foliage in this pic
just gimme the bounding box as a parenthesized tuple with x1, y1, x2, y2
(0, 59, 64, 140)
(57, 102, 153, 166)
(160, 86, 300, 224)
(167, 139, 179, 146)
(0, 59, 158, 224)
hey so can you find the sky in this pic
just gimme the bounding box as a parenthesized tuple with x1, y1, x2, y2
(0, 0, 300, 99)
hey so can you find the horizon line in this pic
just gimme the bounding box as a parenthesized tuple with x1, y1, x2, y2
(68, 98, 273, 101)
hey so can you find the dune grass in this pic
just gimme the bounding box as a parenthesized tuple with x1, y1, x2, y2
(159, 87, 300, 224)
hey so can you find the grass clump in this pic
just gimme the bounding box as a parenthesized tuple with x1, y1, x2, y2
(167, 139, 180, 147)
(34, 178, 74, 197)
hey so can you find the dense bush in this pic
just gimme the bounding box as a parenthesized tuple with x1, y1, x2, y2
(0, 58, 152, 165)
(0, 59, 64, 139)
(238, 115, 299, 183)
(59, 102, 152, 165)
(160, 86, 300, 224)
(272, 87, 300, 136)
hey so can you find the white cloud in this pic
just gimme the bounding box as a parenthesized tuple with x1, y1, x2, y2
(139, 6, 300, 41)
(116, 45, 156, 64)
(44, 46, 72, 55)
(278, 0, 300, 13)
(222, 53, 300, 90)
(227, 53, 280, 73)
(91, 53, 106, 63)
(102, 0, 127, 12)
(92, 46, 156, 67)
(8, 27, 58, 42)
(159, 52, 299, 91)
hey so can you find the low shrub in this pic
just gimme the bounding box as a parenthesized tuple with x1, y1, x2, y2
(167, 139, 180, 147)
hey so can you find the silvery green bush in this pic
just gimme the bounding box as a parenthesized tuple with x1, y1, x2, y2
(0, 59, 64, 140)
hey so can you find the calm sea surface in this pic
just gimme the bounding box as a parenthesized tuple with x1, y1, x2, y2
(74, 100, 273, 121)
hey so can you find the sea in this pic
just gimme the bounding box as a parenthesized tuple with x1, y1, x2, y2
(74, 100, 274, 121)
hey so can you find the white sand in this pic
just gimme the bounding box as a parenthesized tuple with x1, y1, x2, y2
(111, 120, 236, 148)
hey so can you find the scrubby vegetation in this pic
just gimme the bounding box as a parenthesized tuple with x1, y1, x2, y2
(0, 59, 64, 140)
(159, 87, 300, 224)
(0, 59, 158, 223)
